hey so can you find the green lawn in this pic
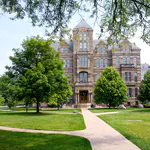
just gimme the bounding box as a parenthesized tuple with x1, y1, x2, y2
(99, 108, 150, 150)
(0, 130, 92, 150)
(0, 111, 85, 131)
(89, 107, 139, 113)
(89, 108, 118, 113)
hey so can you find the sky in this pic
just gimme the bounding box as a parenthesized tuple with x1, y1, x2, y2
(0, 12, 150, 75)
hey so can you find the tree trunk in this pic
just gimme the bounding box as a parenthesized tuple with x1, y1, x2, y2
(36, 99, 39, 113)
(57, 104, 60, 110)
(109, 103, 111, 109)
(26, 105, 28, 113)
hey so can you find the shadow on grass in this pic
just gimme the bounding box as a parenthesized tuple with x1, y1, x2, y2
(0, 112, 59, 116)
(89, 108, 118, 110)
(131, 108, 150, 113)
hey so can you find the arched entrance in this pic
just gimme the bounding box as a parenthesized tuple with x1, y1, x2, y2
(79, 91, 88, 103)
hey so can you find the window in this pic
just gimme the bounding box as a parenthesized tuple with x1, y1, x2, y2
(134, 72, 138, 82)
(80, 42, 82, 51)
(135, 88, 138, 97)
(128, 88, 132, 97)
(80, 33, 82, 40)
(67, 59, 70, 68)
(134, 57, 137, 67)
(63, 60, 66, 68)
(96, 58, 104, 68)
(122, 45, 130, 52)
(125, 72, 131, 81)
(96, 73, 101, 80)
(84, 42, 87, 51)
(84, 32, 86, 40)
(123, 56, 130, 64)
(100, 59, 104, 68)
(65, 48, 69, 53)
(123, 56, 126, 64)
(80, 56, 88, 66)
(98, 46, 105, 54)
(79, 72, 88, 83)
(96, 59, 100, 67)
(127, 57, 130, 64)
(105, 58, 108, 67)
(116, 56, 120, 67)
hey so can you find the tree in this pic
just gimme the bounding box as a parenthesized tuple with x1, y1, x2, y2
(138, 70, 150, 103)
(48, 76, 73, 110)
(4, 35, 72, 113)
(94, 66, 128, 108)
(0, 1, 150, 44)
(0, 95, 4, 106)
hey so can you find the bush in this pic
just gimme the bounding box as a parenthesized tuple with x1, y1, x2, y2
(144, 104, 150, 108)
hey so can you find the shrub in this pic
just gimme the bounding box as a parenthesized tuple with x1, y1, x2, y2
(144, 104, 150, 108)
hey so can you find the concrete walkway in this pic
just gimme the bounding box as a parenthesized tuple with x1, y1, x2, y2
(0, 109, 140, 150)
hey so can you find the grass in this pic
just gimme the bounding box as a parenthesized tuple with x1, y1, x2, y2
(0, 111, 85, 131)
(11, 108, 81, 113)
(89, 108, 118, 113)
(0, 130, 92, 150)
(99, 108, 150, 150)
(89, 107, 139, 113)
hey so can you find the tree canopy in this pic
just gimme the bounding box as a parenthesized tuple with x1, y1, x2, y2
(0, 36, 72, 113)
(0, 0, 150, 44)
(0, 95, 4, 106)
(94, 66, 128, 108)
(138, 70, 150, 103)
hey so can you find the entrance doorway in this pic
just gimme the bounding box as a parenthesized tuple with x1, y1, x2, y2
(80, 91, 88, 103)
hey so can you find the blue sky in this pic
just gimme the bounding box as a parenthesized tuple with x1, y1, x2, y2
(0, 13, 150, 75)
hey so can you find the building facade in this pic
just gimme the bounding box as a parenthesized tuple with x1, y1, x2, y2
(55, 20, 141, 107)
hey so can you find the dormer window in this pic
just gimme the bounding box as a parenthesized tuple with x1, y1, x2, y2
(122, 45, 130, 52)
(98, 46, 105, 54)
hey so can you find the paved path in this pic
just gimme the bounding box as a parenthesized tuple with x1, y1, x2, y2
(0, 109, 140, 150)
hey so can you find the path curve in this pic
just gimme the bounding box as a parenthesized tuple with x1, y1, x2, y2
(0, 109, 140, 150)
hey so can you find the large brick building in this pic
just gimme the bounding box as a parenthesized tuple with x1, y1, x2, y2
(54, 19, 141, 107)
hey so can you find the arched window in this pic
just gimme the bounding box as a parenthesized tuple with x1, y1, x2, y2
(79, 72, 88, 83)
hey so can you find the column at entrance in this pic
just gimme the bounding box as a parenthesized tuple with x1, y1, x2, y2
(77, 93, 79, 103)
(75, 94, 77, 104)
(88, 93, 91, 103)
(90, 94, 93, 103)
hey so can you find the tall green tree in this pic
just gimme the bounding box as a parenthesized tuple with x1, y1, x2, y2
(0, 95, 4, 106)
(94, 66, 128, 108)
(0, 0, 150, 44)
(48, 76, 72, 110)
(138, 70, 150, 103)
(4, 35, 71, 113)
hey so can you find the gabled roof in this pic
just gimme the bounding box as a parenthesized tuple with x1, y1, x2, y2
(73, 19, 93, 30)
